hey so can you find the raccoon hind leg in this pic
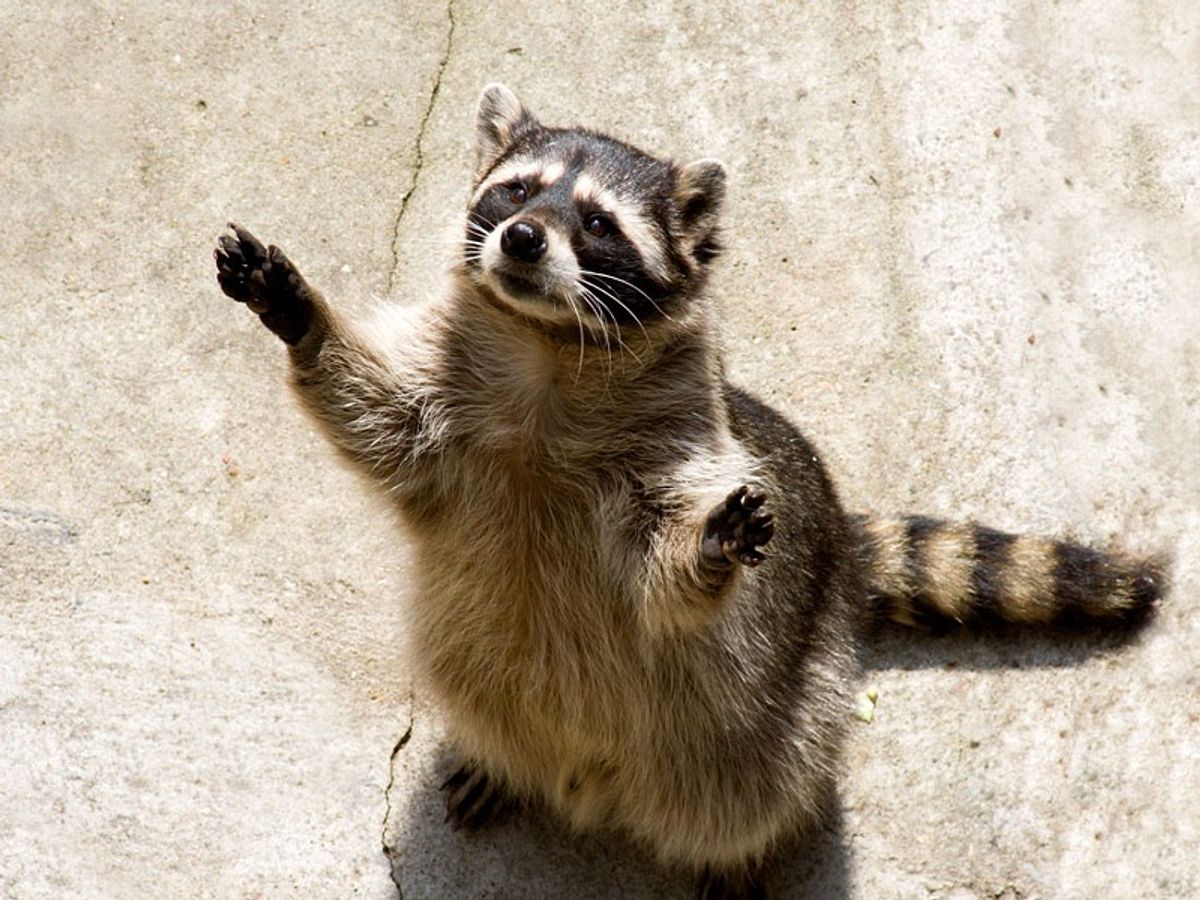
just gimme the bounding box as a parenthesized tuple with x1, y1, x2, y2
(441, 759, 517, 831)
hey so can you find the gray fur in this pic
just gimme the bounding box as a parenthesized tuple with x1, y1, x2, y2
(213, 84, 1159, 897)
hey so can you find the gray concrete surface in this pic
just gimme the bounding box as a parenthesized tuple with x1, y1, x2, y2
(2, 1, 1197, 897)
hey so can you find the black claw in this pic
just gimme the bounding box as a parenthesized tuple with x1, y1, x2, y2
(213, 224, 316, 344)
(741, 489, 766, 511)
(231, 222, 267, 260)
(440, 766, 471, 793)
(703, 484, 776, 569)
(441, 761, 512, 832)
(217, 233, 242, 257)
(449, 776, 486, 822)
(458, 789, 493, 829)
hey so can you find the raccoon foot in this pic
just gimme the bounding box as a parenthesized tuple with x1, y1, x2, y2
(694, 867, 772, 900)
(441, 761, 513, 831)
(214, 223, 317, 346)
(701, 485, 775, 568)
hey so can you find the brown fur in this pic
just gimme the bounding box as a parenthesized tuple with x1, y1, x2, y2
(214, 84, 1163, 896)
(282, 271, 862, 874)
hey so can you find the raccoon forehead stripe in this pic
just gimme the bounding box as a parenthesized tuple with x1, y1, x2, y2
(471, 160, 539, 206)
(540, 160, 565, 185)
(573, 174, 668, 280)
(471, 159, 566, 206)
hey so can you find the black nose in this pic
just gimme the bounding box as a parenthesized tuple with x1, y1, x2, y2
(500, 221, 547, 262)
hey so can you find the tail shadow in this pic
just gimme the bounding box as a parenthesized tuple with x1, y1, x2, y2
(860, 609, 1160, 672)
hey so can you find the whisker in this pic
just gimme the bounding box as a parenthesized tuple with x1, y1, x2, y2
(579, 268, 674, 322)
(581, 286, 642, 368)
(561, 293, 587, 381)
(577, 289, 615, 383)
(579, 281, 647, 367)
(581, 276, 649, 346)
(466, 213, 497, 234)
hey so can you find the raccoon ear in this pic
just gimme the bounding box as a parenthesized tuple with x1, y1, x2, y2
(674, 158, 726, 262)
(475, 83, 538, 176)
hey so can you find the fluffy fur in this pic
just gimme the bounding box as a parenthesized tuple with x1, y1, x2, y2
(213, 84, 1163, 898)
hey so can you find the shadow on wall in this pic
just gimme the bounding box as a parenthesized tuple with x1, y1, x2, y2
(380, 620, 1161, 898)
(385, 746, 851, 899)
(380, 614, 1162, 898)
(862, 615, 1160, 672)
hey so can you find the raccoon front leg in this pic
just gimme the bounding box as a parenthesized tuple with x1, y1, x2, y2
(641, 483, 775, 634)
(214, 224, 430, 494)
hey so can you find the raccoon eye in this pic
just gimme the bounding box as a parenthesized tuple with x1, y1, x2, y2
(585, 213, 614, 238)
(507, 183, 528, 205)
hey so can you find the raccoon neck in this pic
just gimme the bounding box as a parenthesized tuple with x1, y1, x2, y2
(442, 275, 727, 445)
(448, 273, 717, 381)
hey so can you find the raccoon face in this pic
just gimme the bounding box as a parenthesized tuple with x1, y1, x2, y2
(462, 84, 726, 336)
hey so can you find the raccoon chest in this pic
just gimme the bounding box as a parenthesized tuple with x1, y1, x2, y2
(412, 466, 638, 734)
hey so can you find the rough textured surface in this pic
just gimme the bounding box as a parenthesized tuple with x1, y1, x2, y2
(2, 2, 1197, 898)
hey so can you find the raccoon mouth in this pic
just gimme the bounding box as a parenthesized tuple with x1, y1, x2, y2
(496, 270, 547, 299)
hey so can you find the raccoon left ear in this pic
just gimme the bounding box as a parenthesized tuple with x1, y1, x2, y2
(475, 83, 539, 176)
(674, 158, 726, 261)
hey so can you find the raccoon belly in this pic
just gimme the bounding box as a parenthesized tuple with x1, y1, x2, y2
(595, 724, 830, 868)
(605, 626, 853, 868)
(411, 552, 633, 818)
(434, 661, 624, 832)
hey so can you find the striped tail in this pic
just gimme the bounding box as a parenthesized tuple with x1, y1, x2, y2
(850, 514, 1165, 628)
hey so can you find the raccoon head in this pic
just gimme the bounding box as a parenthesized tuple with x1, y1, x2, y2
(461, 83, 726, 338)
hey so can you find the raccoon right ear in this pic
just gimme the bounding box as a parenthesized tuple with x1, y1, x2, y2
(674, 158, 727, 263)
(475, 83, 538, 176)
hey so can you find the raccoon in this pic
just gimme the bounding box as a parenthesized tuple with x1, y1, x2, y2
(213, 84, 1164, 898)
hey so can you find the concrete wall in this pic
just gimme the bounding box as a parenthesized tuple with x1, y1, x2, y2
(2, 2, 1196, 897)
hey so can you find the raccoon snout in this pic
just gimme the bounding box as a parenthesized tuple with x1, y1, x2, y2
(500, 220, 547, 263)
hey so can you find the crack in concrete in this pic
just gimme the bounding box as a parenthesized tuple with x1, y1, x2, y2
(380, 706, 414, 900)
(385, 0, 457, 296)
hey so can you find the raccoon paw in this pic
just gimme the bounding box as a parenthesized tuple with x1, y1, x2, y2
(694, 867, 772, 900)
(214, 223, 314, 345)
(701, 485, 775, 568)
(441, 761, 513, 832)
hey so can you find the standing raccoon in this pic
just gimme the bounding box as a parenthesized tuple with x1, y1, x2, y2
(214, 85, 1163, 898)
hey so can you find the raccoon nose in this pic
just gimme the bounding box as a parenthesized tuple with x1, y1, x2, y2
(500, 220, 547, 263)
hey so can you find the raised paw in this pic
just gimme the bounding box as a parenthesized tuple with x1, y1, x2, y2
(701, 485, 775, 568)
(441, 761, 513, 832)
(214, 223, 315, 345)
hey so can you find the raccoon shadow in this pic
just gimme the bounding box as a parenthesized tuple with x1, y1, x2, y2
(771, 802, 851, 900)
(861, 615, 1156, 672)
(387, 745, 851, 899)
(384, 621, 1153, 898)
